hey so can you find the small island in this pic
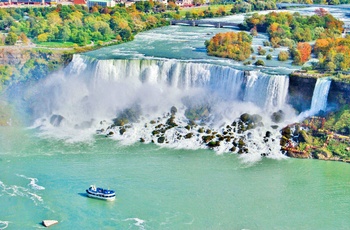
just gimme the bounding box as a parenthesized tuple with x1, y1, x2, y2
(205, 31, 252, 61)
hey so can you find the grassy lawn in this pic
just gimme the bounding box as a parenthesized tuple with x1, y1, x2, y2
(35, 41, 76, 48)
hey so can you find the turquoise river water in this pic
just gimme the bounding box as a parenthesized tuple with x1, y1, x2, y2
(1, 127, 350, 229)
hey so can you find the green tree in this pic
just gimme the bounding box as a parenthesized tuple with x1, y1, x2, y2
(37, 33, 49, 42)
(326, 61, 336, 71)
(5, 32, 17, 45)
(119, 28, 132, 41)
(0, 65, 12, 83)
(60, 24, 71, 42)
(292, 50, 302, 65)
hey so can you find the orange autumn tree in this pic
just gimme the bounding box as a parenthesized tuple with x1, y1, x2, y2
(314, 38, 331, 54)
(205, 32, 252, 61)
(295, 42, 312, 65)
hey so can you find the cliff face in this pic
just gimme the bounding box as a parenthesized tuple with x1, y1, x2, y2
(328, 80, 350, 107)
(0, 47, 73, 88)
(0, 48, 30, 65)
(0, 47, 71, 66)
(287, 75, 317, 112)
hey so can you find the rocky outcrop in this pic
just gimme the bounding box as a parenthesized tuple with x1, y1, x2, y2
(0, 47, 71, 66)
(100, 106, 279, 157)
(280, 116, 350, 163)
(0, 48, 30, 65)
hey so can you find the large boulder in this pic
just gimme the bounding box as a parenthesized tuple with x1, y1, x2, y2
(271, 110, 285, 123)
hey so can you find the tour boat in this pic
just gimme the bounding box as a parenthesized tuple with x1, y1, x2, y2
(86, 185, 116, 201)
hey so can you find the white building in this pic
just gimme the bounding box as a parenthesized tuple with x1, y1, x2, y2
(175, 0, 192, 7)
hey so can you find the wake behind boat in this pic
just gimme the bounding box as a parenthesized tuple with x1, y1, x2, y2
(86, 185, 116, 201)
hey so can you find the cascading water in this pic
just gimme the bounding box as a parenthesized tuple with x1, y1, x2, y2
(310, 78, 331, 114)
(23, 54, 293, 159)
(65, 55, 289, 111)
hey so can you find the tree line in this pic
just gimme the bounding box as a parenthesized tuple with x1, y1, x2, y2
(0, 3, 169, 46)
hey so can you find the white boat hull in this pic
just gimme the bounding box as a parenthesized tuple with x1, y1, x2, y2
(86, 192, 116, 201)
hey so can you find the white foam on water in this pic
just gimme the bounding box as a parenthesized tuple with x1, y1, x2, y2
(1, 175, 45, 205)
(17, 174, 45, 190)
(124, 218, 146, 230)
(0, 220, 10, 230)
(0, 180, 43, 205)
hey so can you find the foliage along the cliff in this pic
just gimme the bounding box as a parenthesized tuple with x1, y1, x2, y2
(281, 106, 350, 162)
(0, 48, 74, 89)
(205, 32, 252, 61)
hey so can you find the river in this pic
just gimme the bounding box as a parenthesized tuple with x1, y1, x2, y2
(1, 6, 350, 230)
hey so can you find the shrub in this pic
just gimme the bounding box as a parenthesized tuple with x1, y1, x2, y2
(263, 41, 270, 46)
(257, 46, 266, 55)
(278, 51, 289, 61)
(266, 54, 272, 60)
(254, 59, 265, 66)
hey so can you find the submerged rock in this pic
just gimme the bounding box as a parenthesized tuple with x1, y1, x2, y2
(166, 116, 177, 127)
(157, 136, 165, 143)
(170, 106, 177, 115)
(119, 128, 126, 135)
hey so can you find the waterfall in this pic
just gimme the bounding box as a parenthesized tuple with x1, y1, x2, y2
(65, 55, 289, 112)
(20, 54, 293, 158)
(310, 78, 331, 114)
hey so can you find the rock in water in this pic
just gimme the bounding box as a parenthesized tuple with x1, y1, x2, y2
(50, 114, 64, 127)
(42, 220, 58, 227)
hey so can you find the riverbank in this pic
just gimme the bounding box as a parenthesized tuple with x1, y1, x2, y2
(281, 113, 350, 163)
